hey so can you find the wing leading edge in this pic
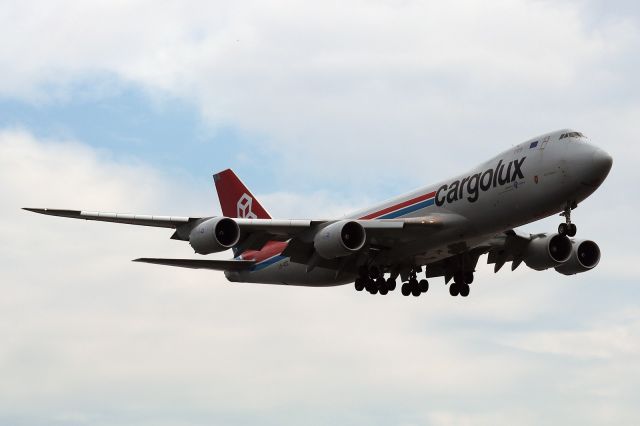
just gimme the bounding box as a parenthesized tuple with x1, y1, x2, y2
(23, 208, 195, 228)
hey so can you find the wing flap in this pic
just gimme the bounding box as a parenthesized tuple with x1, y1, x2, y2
(133, 258, 255, 271)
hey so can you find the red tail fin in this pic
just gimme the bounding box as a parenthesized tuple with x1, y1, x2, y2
(213, 169, 271, 219)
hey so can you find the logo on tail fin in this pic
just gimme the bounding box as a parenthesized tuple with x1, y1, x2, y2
(237, 193, 257, 219)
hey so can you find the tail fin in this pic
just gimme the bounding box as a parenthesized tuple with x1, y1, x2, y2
(213, 169, 271, 219)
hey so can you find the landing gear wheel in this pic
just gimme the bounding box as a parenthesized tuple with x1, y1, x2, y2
(365, 279, 376, 293)
(459, 284, 470, 297)
(558, 223, 568, 236)
(379, 287, 388, 295)
(419, 279, 429, 293)
(409, 279, 420, 297)
(401, 283, 411, 296)
(386, 278, 397, 291)
(354, 278, 365, 291)
(449, 283, 460, 297)
(376, 277, 387, 293)
(568, 223, 577, 237)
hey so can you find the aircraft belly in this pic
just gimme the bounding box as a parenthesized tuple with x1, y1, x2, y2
(225, 258, 355, 287)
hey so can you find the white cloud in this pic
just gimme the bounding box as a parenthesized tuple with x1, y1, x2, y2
(501, 309, 640, 359)
(2, 0, 639, 189)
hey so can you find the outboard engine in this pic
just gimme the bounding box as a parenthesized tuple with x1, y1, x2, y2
(555, 239, 601, 275)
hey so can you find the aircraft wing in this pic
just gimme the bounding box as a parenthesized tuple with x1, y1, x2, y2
(24, 207, 461, 240)
(133, 258, 255, 271)
(24, 207, 468, 271)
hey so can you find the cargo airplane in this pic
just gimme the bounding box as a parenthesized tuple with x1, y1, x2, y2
(25, 129, 612, 297)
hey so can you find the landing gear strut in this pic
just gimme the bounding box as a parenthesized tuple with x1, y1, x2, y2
(558, 202, 577, 237)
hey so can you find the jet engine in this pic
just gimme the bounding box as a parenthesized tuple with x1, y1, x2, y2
(555, 239, 601, 275)
(189, 217, 240, 255)
(314, 220, 366, 259)
(523, 233, 573, 271)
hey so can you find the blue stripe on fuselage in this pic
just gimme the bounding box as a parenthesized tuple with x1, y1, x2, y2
(378, 198, 435, 219)
(251, 255, 287, 271)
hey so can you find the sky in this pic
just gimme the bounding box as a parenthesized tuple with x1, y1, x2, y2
(1, 1, 639, 425)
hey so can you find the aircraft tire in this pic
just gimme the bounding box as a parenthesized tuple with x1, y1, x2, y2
(558, 223, 568, 235)
(411, 286, 421, 297)
(354, 278, 365, 291)
(386, 278, 397, 291)
(449, 283, 459, 297)
(459, 284, 470, 297)
(401, 283, 411, 296)
(568, 223, 577, 237)
(419, 279, 429, 293)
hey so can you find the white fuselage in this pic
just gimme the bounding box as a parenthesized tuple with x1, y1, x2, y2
(226, 129, 612, 286)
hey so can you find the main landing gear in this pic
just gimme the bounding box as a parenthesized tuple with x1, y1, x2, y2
(354, 266, 396, 295)
(400, 270, 429, 297)
(354, 266, 429, 297)
(558, 202, 577, 237)
(354, 266, 472, 298)
(448, 271, 473, 298)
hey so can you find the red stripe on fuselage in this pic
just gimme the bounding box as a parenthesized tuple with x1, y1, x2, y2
(359, 191, 436, 220)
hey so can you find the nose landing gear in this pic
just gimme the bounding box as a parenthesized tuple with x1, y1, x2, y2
(558, 202, 577, 237)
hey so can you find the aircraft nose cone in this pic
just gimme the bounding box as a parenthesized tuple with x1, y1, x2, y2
(592, 147, 613, 180)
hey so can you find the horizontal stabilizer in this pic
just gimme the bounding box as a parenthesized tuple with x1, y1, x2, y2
(133, 257, 255, 271)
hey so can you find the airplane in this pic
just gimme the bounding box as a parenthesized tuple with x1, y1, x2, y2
(24, 129, 612, 297)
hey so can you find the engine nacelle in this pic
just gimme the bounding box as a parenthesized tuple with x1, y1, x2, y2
(313, 220, 366, 259)
(523, 233, 573, 271)
(189, 217, 240, 255)
(555, 239, 601, 275)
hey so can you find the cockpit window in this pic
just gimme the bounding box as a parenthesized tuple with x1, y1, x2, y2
(559, 132, 586, 140)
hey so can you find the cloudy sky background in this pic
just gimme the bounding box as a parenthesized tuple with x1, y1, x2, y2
(1, 1, 639, 424)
